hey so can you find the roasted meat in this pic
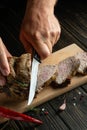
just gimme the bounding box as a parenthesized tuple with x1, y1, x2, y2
(36, 56, 80, 91)
(7, 56, 17, 84)
(54, 56, 80, 86)
(15, 53, 31, 84)
(0, 53, 31, 99)
(0, 51, 87, 100)
(36, 64, 57, 93)
(75, 52, 87, 75)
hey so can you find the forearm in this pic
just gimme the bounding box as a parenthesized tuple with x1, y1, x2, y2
(26, 0, 57, 12)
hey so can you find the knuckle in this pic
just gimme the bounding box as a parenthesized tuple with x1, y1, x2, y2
(34, 31, 40, 39)
(41, 51, 50, 60)
(51, 31, 55, 38)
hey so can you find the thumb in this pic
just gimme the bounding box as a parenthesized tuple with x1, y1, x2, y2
(32, 40, 52, 60)
(0, 38, 11, 76)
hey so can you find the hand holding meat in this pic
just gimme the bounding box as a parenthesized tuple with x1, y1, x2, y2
(20, 0, 61, 59)
(0, 38, 11, 86)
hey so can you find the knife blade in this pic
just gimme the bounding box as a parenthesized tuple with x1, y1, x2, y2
(28, 50, 41, 105)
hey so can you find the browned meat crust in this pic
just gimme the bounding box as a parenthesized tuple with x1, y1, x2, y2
(0, 53, 31, 99)
(7, 56, 17, 84)
(15, 53, 31, 84)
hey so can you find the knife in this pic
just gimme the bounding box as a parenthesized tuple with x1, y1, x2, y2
(28, 50, 41, 105)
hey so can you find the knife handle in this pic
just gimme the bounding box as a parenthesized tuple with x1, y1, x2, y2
(34, 50, 41, 63)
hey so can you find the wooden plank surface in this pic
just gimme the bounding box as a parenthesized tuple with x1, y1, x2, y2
(29, 43, 87, 108)
(0, 43, 87, 119)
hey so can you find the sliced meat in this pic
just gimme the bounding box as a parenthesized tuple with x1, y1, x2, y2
(75, 51, 87, 75)
(54, 56, 80, 85)
(36, 64, 57, 93)
(1, 51, 87, 99)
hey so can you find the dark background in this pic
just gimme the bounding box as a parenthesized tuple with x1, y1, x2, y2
(0, 0, 87, 130)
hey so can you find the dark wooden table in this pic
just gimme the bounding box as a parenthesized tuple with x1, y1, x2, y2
(0, 0, 87, 130)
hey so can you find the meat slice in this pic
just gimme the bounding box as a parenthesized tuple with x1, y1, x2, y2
(75, 52, 87, 75)
(54, 56, 80, 86)
(36, 64, 57, 93)
(36, 56, 80, 91)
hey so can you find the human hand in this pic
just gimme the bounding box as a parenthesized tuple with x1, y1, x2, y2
(0, 38, 11, 86)
(20, 0, 61, 59)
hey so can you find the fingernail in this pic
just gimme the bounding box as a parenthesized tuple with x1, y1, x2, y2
(41, 51, 50, 60)
(2, 69, 10, 76)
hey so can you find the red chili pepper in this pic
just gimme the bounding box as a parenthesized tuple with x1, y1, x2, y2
(0, 106, 43, 124)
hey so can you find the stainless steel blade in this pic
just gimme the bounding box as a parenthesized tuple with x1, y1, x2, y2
(28, 57, 39, 105)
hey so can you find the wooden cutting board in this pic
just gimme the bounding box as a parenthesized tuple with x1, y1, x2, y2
(0, 43, 87, 122)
